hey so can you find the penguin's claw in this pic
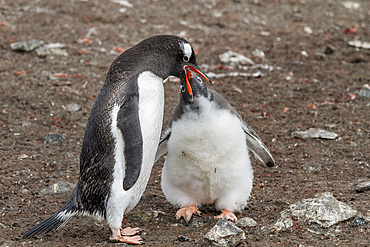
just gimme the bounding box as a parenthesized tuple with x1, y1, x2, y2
(110, 235, 143, 245)
(120, 227, 141, 236)
(176, 205, 201, 223)
(215, 209, 237, 222)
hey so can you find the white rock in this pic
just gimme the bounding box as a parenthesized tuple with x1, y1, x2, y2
(205, 219, 246, 247)
(348, 40, 370, 49)
(236, 217, 257, 228)
(342, 1, 360, 9)
(304, 26, 313, 34)
(219, 51, 255, 66)
(273, 192, 357, 232)
(291, 128, 338, 140)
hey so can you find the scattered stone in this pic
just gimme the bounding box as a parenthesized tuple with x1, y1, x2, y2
(342, 1, 360, 9)
(291, 128, 338, 140)
(252, 49, 265, 59)
(18, 154, 28, 160)
(204, 219, 246, 247)
(304, 26, 313, 35)
(351, 216, 367, 226)
(177, 235, 192, 242)
(348, 40, 370, 50)
(65, 103, 82, 112)
(219, 51, 255, 67)
(10, 40, 43, 52)
(273, 192, 357, 232)
(301, 50, 309, 57)
(45, 133, 64, 144)
(40, 181, 75, 194)
(358, 84, 370, 98)
(22, 121, 32, 127)
(324, 45, 335, 55)
(235, 217, 257, 228)
(36, 43, 68, 57)
(355, 181, 370, 192)
(303, 161, 322, 173)
(315, 52, 326, 60)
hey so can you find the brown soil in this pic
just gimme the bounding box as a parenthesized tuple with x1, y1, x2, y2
(0, 0, 369, 246)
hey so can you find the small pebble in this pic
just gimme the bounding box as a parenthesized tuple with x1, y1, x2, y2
(45, 133, 64, 144)
(355, 181, 370, 192)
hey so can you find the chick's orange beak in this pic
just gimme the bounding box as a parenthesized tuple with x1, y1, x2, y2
(183, 65, 212, 97)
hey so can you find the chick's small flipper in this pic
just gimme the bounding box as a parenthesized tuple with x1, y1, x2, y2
(242, 122, 275, 167)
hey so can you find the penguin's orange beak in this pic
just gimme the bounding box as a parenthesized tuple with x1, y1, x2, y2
(184, 65, 212, 97)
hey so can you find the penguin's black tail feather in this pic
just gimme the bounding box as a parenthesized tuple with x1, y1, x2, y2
(22, 206, 77, 238)
(22, 188, 80, 239)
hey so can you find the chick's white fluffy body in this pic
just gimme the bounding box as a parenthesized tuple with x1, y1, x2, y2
(161, 97, 253, 212)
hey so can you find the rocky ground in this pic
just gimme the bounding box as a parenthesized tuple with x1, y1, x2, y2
(0, 0, 369, 246)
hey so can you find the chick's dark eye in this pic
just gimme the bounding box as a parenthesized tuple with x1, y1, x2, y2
(183, 55, 189, 62)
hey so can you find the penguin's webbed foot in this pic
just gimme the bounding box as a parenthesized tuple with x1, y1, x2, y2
(176, 204, 201, 224)
(110, 235, 143, 245)
(215, 209, 237, 222)
(110, 228, 143, 245)
(120, 227, 141, 236)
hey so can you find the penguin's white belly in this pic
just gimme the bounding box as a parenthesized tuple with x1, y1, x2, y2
(125, 71, 164, 211)
(162, 98, 253, 212)
(107, 71, 164, 229)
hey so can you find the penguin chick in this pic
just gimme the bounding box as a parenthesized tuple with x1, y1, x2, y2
(156, 73, 275, 223)
(22, 35, 211, 244)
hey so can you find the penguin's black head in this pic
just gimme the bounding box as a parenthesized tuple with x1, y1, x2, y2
(132, 35, 211, 89)
(180, 73, 209, 104)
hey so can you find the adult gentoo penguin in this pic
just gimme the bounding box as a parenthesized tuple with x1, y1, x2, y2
(22, 35, 211, 244)
(156, 72, 275, 223)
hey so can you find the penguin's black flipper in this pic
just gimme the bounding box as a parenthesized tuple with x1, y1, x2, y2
(117, 95, 143, 191)
(155, 127, 171, 162)
(22, 198, 77, 238)
(241, 122, 275, 167)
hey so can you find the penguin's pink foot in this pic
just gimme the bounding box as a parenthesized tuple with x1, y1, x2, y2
(110, 228, 143, 244)
(176, 204, 201, 223)
(120, 227, 141, 236)
(215, 209, 237, 222)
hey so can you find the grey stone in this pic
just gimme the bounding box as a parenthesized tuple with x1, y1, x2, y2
(355, 181, 370, 192)
(291, 128, 338, 140)
(40, 181, 75, 194)
(177, 235, 192, 242)
(273, 192, 357, 232)
(10, 40, 43, 52)
(324, 45, 335, 55)
(235, 217, 257, 228)
(358, 84, 370, 98)
(45, 133, 64, 144)
(304, 161, 322, 173)
(204, 219, 246, 247)
(351, 217, 367, 226)
(65, 103, 82, 112)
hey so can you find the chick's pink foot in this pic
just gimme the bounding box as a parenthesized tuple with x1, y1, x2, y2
(215, 209, 237, 222)
(176, 204, 201, 223)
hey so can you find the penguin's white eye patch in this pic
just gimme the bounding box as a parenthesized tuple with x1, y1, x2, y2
(182, 42, 192, 62)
